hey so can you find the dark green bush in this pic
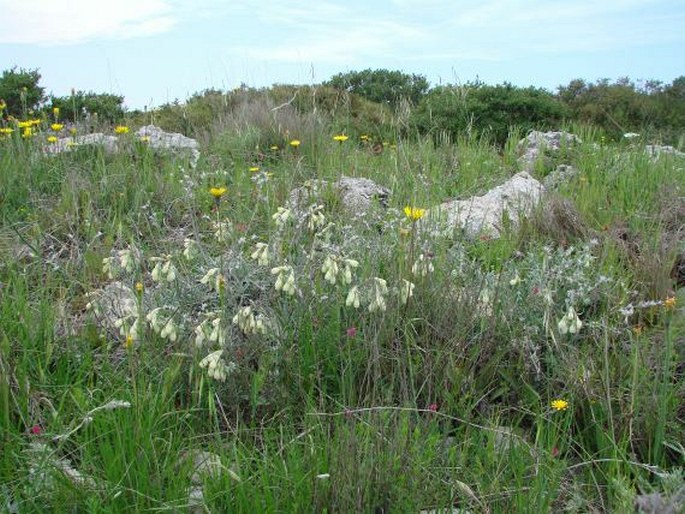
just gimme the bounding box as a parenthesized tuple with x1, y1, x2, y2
(49, 91, 125, 124)
(325, 69, 429, 107)
(557, 77, 685, 143)
(411, 82, 568, 146)
(0, 67, 45, 118)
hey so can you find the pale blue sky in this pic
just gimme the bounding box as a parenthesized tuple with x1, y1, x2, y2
(1, 0, 683, 109)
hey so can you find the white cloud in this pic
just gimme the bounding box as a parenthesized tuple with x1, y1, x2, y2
(0, 0, 176, 45)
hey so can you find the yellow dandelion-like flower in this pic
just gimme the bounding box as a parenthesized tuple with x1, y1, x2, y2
(22, 127, 33, 138)
(209, 187, 227, 199)
(135, 282, 144, 294)
(249, 166, 260, 172)
(664, 296, 676, 310)
(360, 134, 369, 141)
(17, 120, 31, 128)
(333, 134, 349, 143)
(114, 125, 129, 134)
(139, 136, 150, 143)
(403, 206, 426, 221)
(46, 135, 58, 143)
(124, 334, 134, 349)
(289, 139, 301, 148)
(0, 128, 13, 135)
(52, 106, 60, 117)
(270, 145, 279, 151)
(51, 123, 63, 132)
(551, 399, 569, 412)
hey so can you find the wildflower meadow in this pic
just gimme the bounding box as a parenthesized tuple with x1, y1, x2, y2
(0, 78, 683, 513)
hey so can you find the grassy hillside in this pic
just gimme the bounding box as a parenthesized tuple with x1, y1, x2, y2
(0, 97, 683, 512)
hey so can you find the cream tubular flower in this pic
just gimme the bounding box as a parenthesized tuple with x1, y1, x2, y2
(250, 242, 270, 266)
(272, 207, 292, 227)
(199, 350, 229, 382)
(102, 257, 115, 279)
(558, 306, 582, 335)
(411, 254, 435, 277)
(341, 258, 359, 285)
(183, 238, 199, 261)
(400, 279, 415, 305)
(368, 277, 388, 312)
(345, 286, 361, 309)
(307, 204, 326, 232)
(160, 318, 178, 342)
(271, 265, 296, 296)
(321, 255, 339, 285)
(117, 248, 137, 273)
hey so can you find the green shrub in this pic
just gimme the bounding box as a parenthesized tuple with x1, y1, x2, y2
(325, 68, 429, 107)
(0, 67, 45, 118)
(49, 91, 125, 124)
(411, 82, 568, 146)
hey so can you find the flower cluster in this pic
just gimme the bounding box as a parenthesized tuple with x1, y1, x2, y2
(194, 313, 225, 347)
(368, 277, 389, 312)
(271, 265, 296, 296)
(232, 306, 267, 335)
(146, 308, 178, 342)
(557, 306, 582, 335)
(150, 255, 177, 283)
(321, 255, 359, 286)
(199, 350, 234, 381)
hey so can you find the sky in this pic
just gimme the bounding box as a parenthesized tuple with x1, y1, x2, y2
(1, 0, 683, 109)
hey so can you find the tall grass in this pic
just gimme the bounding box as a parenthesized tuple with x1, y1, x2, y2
(0, 109, 683, 512)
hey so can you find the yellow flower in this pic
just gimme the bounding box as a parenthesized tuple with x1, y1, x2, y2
(22, 127, 33, 138)
(403, 206, 426, 221)
(632, 325, 643, 336)
(289, 139, 301, 148)
(46, 135, 58, 143)
(209, 187, 227, 199)
(139, 136, 150, 143)
(0, 99, 6, 110)
(52, 106, 60, 117)
(360, 134, 369, 141)
(551, 399, 569, 412)
(270, 145, 279, 151)
(333, 134, 349, 143)
(29, 119, 41, 126)
(0, 128, 13, 135)
(249, 166, 260, 172)
(135, 282, 144, 294)
(51, 123, 63, 131)
(124, 334, 134, 349)
(664, 296, 676, 310)
(114, 125, 129, 134)
(17, 120, 31, 128)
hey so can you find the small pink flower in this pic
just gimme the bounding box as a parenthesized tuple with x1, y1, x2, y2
(551, 447, 559, 458)
(532, 286, 540, 295)
(29, 425, 42, 435)
(346, 326, 357, 338)
(428, 403, 438, 412)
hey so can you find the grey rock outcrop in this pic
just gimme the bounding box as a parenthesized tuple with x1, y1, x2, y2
(644, 144, 685, 158)
(517, 131, 581, 171)
(136, 125, 201, 167)
(422, 171, 545, 239)
(44, 125, 201, 167)
(44, 133, 119, 155)
(287, 176, 390, 216)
